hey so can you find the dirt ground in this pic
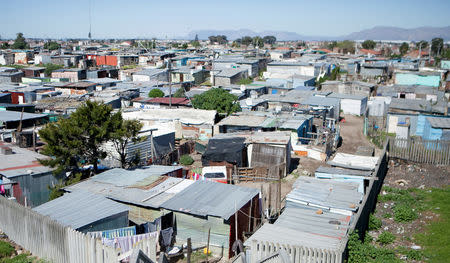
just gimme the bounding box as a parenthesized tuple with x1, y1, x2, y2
(338, 114, 375, 154)
(383, 159, 450, 189)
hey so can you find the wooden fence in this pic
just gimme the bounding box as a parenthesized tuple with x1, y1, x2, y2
(249, 240, 343, 263)
(389, 138, 450, 165)
(0, 196, 157, 263)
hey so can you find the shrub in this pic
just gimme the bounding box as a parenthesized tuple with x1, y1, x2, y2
(393, 204, 418, 223)
(377, 231, 396, 245)
(0, 240, 15, 257)
(179, 154, 194, 165)
(383, 213, 392, 218)
(148, 89, 164, 98)
(368, 214, 382, 230)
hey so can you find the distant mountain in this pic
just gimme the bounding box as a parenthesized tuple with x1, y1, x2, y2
(340, 26, 450, 41)
(182, 26, 450, 41)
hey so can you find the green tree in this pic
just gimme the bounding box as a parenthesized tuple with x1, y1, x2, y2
(12, 32, 28, 49)
(173, 87, 186, 98)
(39, 101, 121, 175)
(337, 40, 355, 54)
(111, 118, 144, 168)
(0, 42, 10, 49)
(148, 88, 164, 98)
(191, 40, 200, 48)
(263, 36, 276, 45)
(416, 40, 428, 49)
(192, 88, 240, 115)
(431, 37, 444, 56)
(399, 42, 409, 55)
(42, 63, 63, 76)
(361, 40, 376, 49)
(182, 43, 188, 49)
(44, 41, 61, 50)
(241, 36, 253, 46)
(326, 41, 337, 50)
(252, 36, 264, 48)
(208, 35, 227, 45)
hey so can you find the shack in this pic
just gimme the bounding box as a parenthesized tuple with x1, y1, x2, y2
(33, 190, 129, 233)
(0, 143, 62, 207)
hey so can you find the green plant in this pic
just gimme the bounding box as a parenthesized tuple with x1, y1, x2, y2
(347, 231, 400, 263)
(377, 231, 396, 245)
(148, 89, 164, 98)
(179, 154, 194, 166)
(383, 213, 392, 219)
(368, 214, 382, 230)
(0, 241, 14, 257)
(393, 204, 417, 223)
(238, 78, 253, 85)
(191, 88, 240, 115)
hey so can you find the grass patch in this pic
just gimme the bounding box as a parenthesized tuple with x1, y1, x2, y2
(179, 154, 194, 166)
(383, 213, 392, 218)
(0, 241, 14, 258)
(368, 213, 382, 230)
(347, 231, 400, 263)
(414, 187, 450, 263)
(393, 204, 417, 223)
(377, 231, 396, 245)
(396, 246, 423, 261)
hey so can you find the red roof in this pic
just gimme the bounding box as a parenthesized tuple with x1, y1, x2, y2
(146, 97, 190, 105)
(359, 49, 382, 55)
(316, 48, 332, 53)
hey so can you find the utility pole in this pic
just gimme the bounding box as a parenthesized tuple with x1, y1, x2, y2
(167, 58, 172, 108)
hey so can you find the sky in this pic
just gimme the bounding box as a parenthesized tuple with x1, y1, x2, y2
(1, 0, 449, 39)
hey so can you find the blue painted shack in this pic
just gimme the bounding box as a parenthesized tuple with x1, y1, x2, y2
(394, 71, 441, 87)
(423, 117, 450, 141)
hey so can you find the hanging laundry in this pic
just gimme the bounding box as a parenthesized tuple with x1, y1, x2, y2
(88, 225, 136, 239)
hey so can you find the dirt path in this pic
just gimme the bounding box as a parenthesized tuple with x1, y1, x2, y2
(338, 114, 374, 154)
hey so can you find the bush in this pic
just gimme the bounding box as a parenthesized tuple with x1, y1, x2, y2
(383, 213, 392, 218)
(393, 204, 418, 223)
(179, 154, 194, 165)
(148, 89, 164, 98)
(347, 231, 400, 263)
(377, 231, 396, 245)
(368, 214, 382, 230)
(0, 241, 14, 258)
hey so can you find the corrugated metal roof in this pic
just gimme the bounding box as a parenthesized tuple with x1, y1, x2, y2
(315, 166, 372, 177)
(389, 98, 446, 114)
(287, 176, 362, 215)
(0, 143, 53, 178)
(327, 153, 379, 171)
(91, 166, 182, 187)
(275, 205, 351, 240)
(65, 166, 189, 209)
(244, 223, 343, 250)
(427, 117, 450, 129)
(0, 110, 47, 123)
(33, 190, 129, 230)
(161, 180, 259, 220)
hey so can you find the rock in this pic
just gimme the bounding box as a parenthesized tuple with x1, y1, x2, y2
(400, 255, 407, 260)
(395, 179, 408, 186)
(411, 245, 421, 250)
(384, 226, 389, 231)
(418, 184, 425, 189)
(382, 191, 387, 195)
(17, 250, 23, 255)
(435, 207, 440, 210)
